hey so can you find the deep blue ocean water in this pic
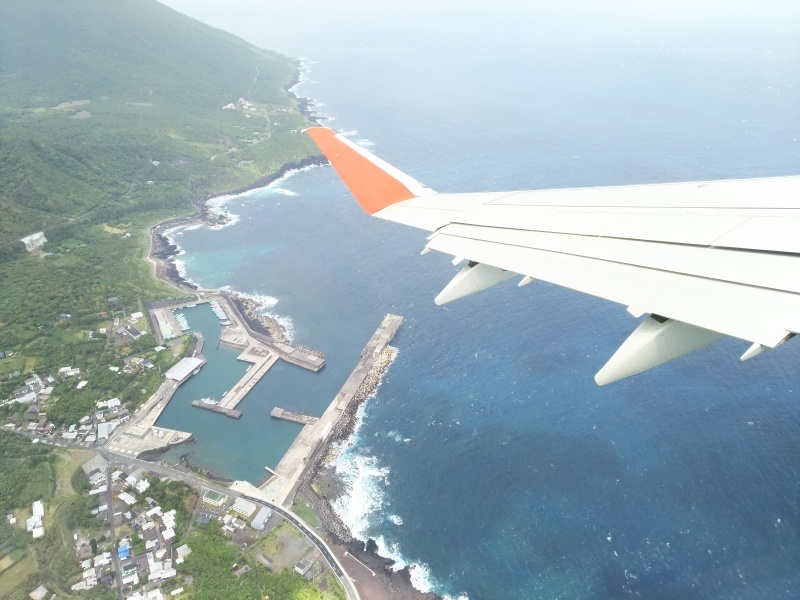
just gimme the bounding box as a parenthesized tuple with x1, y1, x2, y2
(157, 3, 800, 598)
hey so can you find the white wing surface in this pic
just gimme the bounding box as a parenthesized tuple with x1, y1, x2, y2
(309, 127, 800, 384)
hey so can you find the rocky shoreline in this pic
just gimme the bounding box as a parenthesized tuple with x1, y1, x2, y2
(296, 347, 444, 600)
(147, 61, 329, 295)
(146, 63, 440, 600)
(225, 291, 290, 344)
(147, 153, 325, 295)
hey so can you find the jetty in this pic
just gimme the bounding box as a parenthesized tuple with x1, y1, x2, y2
(148, 292, 329, 417)
(191, 401, 242, 419)
(261, 314, 404, 506)
(271, 407, 319, 426)
(217, 348, 279, 411)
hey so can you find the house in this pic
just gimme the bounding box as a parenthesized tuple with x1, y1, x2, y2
(58, 366, 80, 379)
(118, 544, 131, 561)
(123, 325, 144, 339)
(162, 511, 176, 530)
(97, 422, 114, 440)
(118, 492, 137, 506)
(94, 552, 112, 567)
(29, 585, 49, 600)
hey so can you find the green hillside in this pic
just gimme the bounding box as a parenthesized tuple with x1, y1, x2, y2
(0, 2, 329, 597)
(0, 2, 318, 401)
(0, 0, 316, 254)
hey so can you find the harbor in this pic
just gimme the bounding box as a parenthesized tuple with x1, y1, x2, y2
(261, 314, 404, 506)
(121, 285, 404, 504)
(109, 290, 330, 457)
(146, 291, 326, 420)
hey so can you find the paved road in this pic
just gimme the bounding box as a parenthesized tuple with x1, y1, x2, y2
(106, 466, 123, 600)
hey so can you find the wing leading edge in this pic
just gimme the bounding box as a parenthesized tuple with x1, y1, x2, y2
(308, 127, 800, 384)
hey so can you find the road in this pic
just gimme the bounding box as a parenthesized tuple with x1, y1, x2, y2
(106, 466, 123, 600)
(25, 430, 361, 600)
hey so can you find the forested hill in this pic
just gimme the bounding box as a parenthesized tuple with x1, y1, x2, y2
(0, 0, 316, 253)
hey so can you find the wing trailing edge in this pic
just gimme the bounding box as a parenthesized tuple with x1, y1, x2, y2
(308, 127, 800, 384)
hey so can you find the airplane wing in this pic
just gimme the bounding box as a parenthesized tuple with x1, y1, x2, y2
(308, 127, 800, 384)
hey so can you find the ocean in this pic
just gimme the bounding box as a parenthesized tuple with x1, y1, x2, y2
(156, 2, 800, 598)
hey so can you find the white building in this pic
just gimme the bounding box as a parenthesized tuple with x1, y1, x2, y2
(231, 497, 256, 518)
(250, 506, 273, 531)
(118, 492, 137, 506)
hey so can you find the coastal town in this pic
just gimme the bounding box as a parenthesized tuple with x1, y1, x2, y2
(0, 255, 407, 599)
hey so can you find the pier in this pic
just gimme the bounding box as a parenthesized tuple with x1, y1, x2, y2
(191, 401, 242, 419)
(148, 292, 327, 418)
(271, 408, 319, 426)
(217, 349, 279, 411)
(261, 314, 404, 506)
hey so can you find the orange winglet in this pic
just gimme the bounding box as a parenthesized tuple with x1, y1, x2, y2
(308, 127, 429, 214)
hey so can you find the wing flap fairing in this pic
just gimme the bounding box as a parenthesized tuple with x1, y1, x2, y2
(308, 127, 800, 383)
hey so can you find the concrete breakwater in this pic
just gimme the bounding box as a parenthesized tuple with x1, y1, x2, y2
(297, 345, 398, 544)
(190, 401, 242, 419)
(260, 314, 403, 507)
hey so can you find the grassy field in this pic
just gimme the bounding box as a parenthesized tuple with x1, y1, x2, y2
(0, 2, 324, 595)
(0, 553, 36, 598)
(292, 500, 321, 529)
(0, 0, 318, 428)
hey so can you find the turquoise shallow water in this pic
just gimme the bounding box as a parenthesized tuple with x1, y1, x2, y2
(154, 3, 800, 598)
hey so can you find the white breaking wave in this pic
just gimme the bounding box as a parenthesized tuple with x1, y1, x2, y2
(331, 451, 391, 539)
(226, 290, 294, 342)
(371, 537, 468, 599)
(271, 187, 298, 197)
(262, 163, 322, 193)
(171, 257, 198, 288)
(354, 138, 376, 148)
(328, 348, 465, 598)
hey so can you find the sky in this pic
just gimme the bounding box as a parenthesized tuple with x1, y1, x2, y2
(158, 0, 800, 58)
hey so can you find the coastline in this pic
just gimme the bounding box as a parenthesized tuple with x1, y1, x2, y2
(296, 346, 443, 600)
(145, 63, 442, 600)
